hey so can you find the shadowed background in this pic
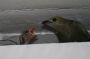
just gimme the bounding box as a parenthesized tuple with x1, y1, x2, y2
(0, 0, 90, 10)
(0, 9, 90, 44)
(0, 0, 90, 44)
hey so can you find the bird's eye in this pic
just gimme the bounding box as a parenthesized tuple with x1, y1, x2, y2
(52, 18, 57, 22)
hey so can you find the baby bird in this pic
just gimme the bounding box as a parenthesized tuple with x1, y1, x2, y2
(42, 16, 90, 43)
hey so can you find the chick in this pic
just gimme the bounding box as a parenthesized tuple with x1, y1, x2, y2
(42, 16, 90, 43)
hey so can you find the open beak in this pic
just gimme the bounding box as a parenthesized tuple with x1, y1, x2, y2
(42, 20, 51, 25)
(42, 20, 54, 32)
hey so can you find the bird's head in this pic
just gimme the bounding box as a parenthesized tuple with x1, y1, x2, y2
(42, 16, 67, 32)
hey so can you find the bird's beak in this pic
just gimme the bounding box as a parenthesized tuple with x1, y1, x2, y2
(42, 20, 56, 32)
(42, 20, 52, 25)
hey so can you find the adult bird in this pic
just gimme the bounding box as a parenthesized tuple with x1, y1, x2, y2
(42, 16, 90, 43)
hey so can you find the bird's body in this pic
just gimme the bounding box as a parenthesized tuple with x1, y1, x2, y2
(42, 16, 90, 42)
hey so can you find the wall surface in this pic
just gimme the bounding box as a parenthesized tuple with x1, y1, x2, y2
(0, 43, 90, 59)
(0, 0, 90, 10)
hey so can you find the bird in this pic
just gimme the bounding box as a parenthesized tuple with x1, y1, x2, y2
(42, 16, 90, 43)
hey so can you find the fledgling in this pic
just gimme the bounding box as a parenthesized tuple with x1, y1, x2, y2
(42, 16, 90, 43)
